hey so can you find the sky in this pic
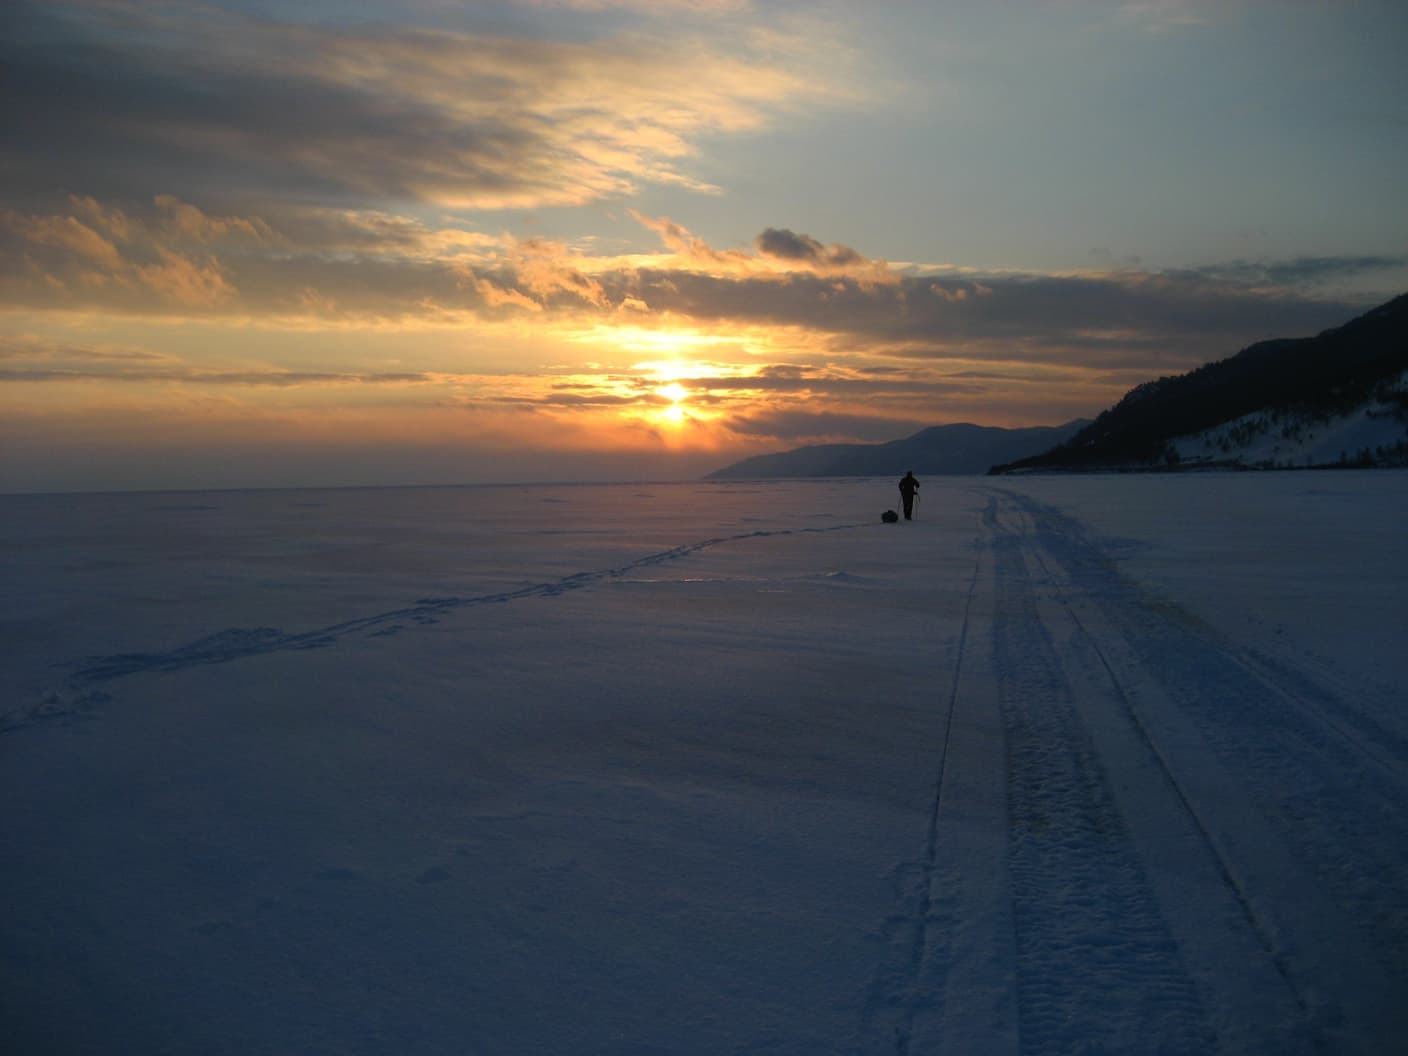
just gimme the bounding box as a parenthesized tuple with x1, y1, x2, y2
(3, 0, 1407, 492)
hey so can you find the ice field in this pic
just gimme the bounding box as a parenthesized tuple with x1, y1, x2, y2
(3, 472, 1406, 1054)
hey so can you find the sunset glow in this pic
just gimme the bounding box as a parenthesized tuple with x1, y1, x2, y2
(2, 1, 1405, 491)
(656, 382, 690, 405)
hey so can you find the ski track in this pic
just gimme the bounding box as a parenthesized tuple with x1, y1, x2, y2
(2, 522, 865, 731)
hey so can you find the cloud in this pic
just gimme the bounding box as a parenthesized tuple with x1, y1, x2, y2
(1, 197, 244, 310)
(1116, 0, 1228, 31)
(1173, 256, 1408, 289)
(721, 409, 926, 442)
(521, 0, 751, 11)
(628, 212, 754, 271)
(0, 335, 178, 367)
(11, 214, 123, 269)
(3, 193, 1390, 390)
(756, 228, 864, 269)
(669, 364, 978, 400)
(152, 195, 277, 246)
(612, 260, 1386, 371)
(4, 189, 1392, 386)
(2, 1, 847, 214)
(0, 365, 437, 387)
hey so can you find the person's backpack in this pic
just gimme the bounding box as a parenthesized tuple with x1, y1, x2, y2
(881, 509, 899, 523)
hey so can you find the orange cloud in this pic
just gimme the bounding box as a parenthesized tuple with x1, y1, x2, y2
(4, 213, 122, 269)
(1, 194, 1371, 383)
(133, 249, 234, 308)
(153, 195, 277, 246)
(1, 196, 259, 309)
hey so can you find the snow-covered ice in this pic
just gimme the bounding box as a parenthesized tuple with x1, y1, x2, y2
(3, 473, 1406, 1055)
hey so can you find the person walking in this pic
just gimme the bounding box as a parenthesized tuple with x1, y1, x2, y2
(898, 470, 920, 520)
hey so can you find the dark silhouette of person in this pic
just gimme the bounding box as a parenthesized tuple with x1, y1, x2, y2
(898, 471, 919, 520)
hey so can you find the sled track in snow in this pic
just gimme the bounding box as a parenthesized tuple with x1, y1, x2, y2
(855, 506, 986, 1056)
(894, 520, 983, 1056)
(67, 522, 868, 683)
(1, 521, 868, 731)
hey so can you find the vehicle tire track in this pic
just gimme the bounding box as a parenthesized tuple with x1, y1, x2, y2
(1005, 492, 1408, 972)
(996, 487, 1408, 1054)
(987, 499, 1217, 1055)
(993, 494, 1316, 1054)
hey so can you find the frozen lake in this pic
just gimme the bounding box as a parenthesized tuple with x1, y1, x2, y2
(3, 473, 1406, 1054)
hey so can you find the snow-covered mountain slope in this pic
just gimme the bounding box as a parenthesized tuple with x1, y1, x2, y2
(995, 291, 1408, 473)
(1170, 369, 1408, 468)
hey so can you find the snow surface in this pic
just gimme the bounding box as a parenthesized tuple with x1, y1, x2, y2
(3, 473, 1406, 1055)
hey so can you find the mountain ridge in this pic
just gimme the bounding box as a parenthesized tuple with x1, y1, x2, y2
(705, 420, 1088, 479)
(990, 291, 1408, 473)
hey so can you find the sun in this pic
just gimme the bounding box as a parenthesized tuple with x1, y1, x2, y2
(655, 380, 690, 425)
